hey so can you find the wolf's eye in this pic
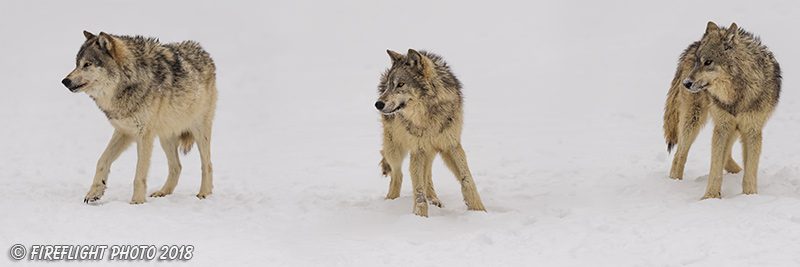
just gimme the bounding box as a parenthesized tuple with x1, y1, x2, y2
(83, 62, 93, 68)
(397, 82, 404, 88)
(704, 60, 712, 66)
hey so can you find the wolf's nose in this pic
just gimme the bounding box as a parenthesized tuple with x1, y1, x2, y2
(61, 78, 72, 88)
(375, 101, 385, 110)
(682, 79, 693, 90)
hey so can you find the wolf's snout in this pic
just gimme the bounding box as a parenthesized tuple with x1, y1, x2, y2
(682, 79, 693, 90)
(62, 78, 86, 92)
(375, 101, 385, 110)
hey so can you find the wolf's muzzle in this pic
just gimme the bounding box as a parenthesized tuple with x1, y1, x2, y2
(61, 78, 85, 92)
(682, 79, 703, 93)
(682, 79, 693, 90)
(375, 101, 385, 110)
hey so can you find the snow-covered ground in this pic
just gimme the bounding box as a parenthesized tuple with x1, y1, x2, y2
(2, 0, 800, 266)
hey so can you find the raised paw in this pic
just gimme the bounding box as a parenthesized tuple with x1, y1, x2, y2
(725, 161, 743, 174)
(380, 158, 391, 176)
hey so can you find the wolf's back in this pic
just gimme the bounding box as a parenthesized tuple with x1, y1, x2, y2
(166, 41, 215, 74)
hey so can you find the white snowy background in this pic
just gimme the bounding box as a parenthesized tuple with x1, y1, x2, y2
(2, 0, 800, 266)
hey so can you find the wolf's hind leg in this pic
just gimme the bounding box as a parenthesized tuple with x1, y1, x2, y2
(194, 124, 214, 199)
(441, 144, 486, 212)
(130, 133, 156, 204)
(724, 131, 742, 174)
(741, 127, 763, 195)
(150, 135, 182, 197)
(670, 102, 708, 180)
(85, 130, 133, 203)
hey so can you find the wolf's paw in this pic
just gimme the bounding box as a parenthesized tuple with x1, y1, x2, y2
(149, 190, 172, 198)
(428, 197, 443, 208)
(700, 192, 721, 200)
(83, 185, 106, 203)
(465, 200, 487, 212)
(84, 195, 101, 203)
(130, 198, 146, 205)
(413, 203, 429, 217)
(380, 158, 391, 176)
(196, 191, 212, 199)
(386, 192, 400, 200)
(742, 187, 758, 195)
(725, 162, 743, 174)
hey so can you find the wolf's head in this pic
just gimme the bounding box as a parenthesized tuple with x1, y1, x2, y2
(683, 21, 739, 93)
(375, 49, 440, 115)
(61, 31, 124, 97)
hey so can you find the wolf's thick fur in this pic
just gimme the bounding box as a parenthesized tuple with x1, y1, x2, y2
(62, 31, 217, 204)
(375, 49, 486, 217)
(663, 22, 781, 199)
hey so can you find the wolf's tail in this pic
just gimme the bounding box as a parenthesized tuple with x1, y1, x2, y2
(178, 131, 195, 155)
(663, 69, 683, 153)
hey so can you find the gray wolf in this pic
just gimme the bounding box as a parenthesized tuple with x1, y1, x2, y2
(376, 49, 486, 217)
(61, 31, 217, 204)
(663, 22, 781, 199)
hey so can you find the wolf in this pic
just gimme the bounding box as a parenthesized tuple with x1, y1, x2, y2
(375, 49, 486, 217)
(663, 22, 781, 199)
(61, 31, 217, 204)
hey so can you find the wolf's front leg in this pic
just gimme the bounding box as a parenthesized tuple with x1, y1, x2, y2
(409, 150, 434, 217)
(380, 144, 406, 200)
(422, 153, 442, 207)
(130, 133, 155, 204)
(702, 123, 733, 200)
(380, 157, 403, 199)
(85, 130, 133, 203)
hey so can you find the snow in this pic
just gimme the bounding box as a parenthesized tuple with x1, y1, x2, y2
(2, 0, 800, 266)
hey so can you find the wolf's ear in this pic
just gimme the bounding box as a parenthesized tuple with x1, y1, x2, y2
(83, 30, 95, 40)
(724, 22, 739, 47)
(97, 32, 115, 53)
(705, 21, 719, 35)
(387, 50, 404, 64)
(97, 32, 124, 65)
(406, 49, 433, 76)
